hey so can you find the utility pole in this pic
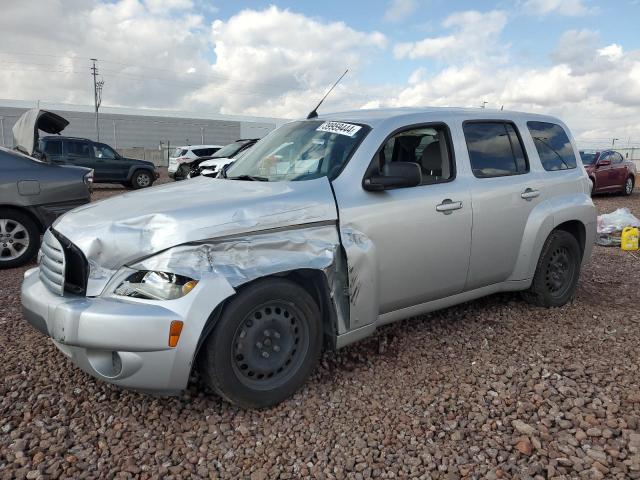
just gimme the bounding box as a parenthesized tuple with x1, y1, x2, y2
(90, 58, 105, 141)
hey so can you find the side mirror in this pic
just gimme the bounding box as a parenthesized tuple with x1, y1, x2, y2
(363, 161, 422, 191)
(597, 158, 611, 167)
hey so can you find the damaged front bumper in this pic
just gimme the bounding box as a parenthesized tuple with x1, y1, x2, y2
(21, 267, 235, 394)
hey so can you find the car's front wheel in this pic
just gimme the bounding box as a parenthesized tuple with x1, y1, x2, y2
(0, 209, 40, 269)
(623, 176, 634, 196)
(523, 230, 582, 308)
(131, 170, 154, 189)
(199, 278, 322, 408)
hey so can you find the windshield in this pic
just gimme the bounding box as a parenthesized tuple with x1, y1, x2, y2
(225, 120, 369, 181)
(212, 140, 252, 159)
(580, 151, 597, 165)
(173, 148, 187, 158)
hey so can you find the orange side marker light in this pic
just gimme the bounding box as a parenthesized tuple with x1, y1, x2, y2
(169, 320, 184, 348)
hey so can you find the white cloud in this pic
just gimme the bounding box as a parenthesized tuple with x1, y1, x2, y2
(386, 28, 640, 146)
(384, 0, 418, 23)
(186, 6, 386, 117)
(522, 0, 597, 16)
(1, 1, 639, 146)
(598, 43, 623, 61)
(394, 10, 508, 62)
(144, 0, 193, 14)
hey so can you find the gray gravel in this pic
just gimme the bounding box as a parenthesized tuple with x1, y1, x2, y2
(1, 175, 640, 479)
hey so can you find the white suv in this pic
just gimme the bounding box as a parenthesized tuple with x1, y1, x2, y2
(168, 145, 224, 180)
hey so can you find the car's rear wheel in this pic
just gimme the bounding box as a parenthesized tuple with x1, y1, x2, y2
(199, 278, 322, 408)
(623, 176, 634, 196)
(0, 209, 40, 269)
(523, 230, 582, 308)
(131, 170, 153, 189)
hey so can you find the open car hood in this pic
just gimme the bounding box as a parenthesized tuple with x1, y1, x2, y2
(12, 109, 69, 155)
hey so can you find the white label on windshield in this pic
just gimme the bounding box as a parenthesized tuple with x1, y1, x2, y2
(317, 121, 362, 137)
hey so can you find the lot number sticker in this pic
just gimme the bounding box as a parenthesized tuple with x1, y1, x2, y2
(317, 121, 362, 137)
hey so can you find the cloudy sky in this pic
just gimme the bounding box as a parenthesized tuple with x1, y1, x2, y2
(1, 0, 640, 148)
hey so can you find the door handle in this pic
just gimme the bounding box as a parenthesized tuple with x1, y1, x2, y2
(436, 199, 463, 214)
(521, 188, 540, 200)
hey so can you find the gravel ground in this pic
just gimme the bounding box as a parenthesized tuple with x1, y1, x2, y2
(1, 174, 640, 479)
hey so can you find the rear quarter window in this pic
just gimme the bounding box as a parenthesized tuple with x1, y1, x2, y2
(527, 121, 577, 171)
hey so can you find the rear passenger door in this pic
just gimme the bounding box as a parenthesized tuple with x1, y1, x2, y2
(64, 139, 95, 172)
(462, 121, 542, 290)
(93, 143, 124, 181)
(42, 139, 64, 164)
(611, 152, 627, 189)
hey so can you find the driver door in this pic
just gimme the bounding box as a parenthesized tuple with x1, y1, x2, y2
(333, 123, 472, 329)
(92, 143, 122, 182)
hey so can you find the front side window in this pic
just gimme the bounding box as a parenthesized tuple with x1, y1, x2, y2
(527, 121, 577, 171)
(371, 125, 454, 185)
(43, 140, 62, 155)
(66, 140, 91, 157)
(463, 122, 529, 178)
(226, 120, 369, 181)
(93, 144, 117, 159)
(212, 141, 253, 159)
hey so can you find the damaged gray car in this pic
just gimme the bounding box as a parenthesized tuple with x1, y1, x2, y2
(21, 108, 596, 407)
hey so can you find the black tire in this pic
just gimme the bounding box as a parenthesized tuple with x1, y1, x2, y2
(523, 230, 582, 308)
(131, 170, 154, 189)
(0, 209, 40, 269)
(200, 278, 322, 408)
(175, 164, 189, 181)
(622, 176, 634, 196)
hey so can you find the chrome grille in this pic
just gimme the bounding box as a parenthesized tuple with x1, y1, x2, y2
(39, 229, 66, 296)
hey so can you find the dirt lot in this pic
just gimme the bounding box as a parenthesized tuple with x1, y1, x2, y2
(1, 175, 640, 480)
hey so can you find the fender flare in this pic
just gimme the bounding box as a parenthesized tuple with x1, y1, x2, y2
(126, 165, 155, 183)
(508, 193, 596, 282)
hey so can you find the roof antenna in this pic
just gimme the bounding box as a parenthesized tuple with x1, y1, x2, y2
(307, 69, 348, 119)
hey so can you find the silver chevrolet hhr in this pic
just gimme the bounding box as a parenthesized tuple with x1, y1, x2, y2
(22, 108, 596, 408)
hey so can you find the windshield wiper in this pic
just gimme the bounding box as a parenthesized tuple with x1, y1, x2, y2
(228, 174, 269, 182)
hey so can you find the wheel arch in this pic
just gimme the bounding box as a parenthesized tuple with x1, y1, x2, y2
(126, 165, 155, 182)
(193, 268, 340, 365)
(0, 204, 46, 233)
(509, 193, 596, 283)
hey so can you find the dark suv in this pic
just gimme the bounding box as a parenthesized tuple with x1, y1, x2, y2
(39, 137, 159, 189)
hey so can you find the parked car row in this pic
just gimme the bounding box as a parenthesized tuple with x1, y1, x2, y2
(169, 138, 258, 180)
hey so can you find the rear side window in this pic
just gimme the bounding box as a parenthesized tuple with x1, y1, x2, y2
(527, 121, 577, 171)
(463, 122, 529, 178)
(43, 140, 62, 155)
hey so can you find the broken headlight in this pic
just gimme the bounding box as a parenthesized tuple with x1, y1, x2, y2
(114, 271, 198, 300)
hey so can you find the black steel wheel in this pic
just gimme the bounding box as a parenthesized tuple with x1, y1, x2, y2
(200, 278, 322, 408)
(523, 230, 582, 307)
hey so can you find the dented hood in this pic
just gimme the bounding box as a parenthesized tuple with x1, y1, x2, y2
(12, 109, 69, 155)
(53, 176, 338, 273)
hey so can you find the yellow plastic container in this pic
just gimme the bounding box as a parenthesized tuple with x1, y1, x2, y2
(621, 227, 639, 251)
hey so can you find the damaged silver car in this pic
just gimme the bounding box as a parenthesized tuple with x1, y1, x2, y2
(21, 108, 596, 407)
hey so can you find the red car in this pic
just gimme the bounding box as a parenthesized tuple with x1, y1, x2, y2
(581, 150, 636, 195)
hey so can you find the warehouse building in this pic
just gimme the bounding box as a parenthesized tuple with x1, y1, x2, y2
(0, 99, 286, 165)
